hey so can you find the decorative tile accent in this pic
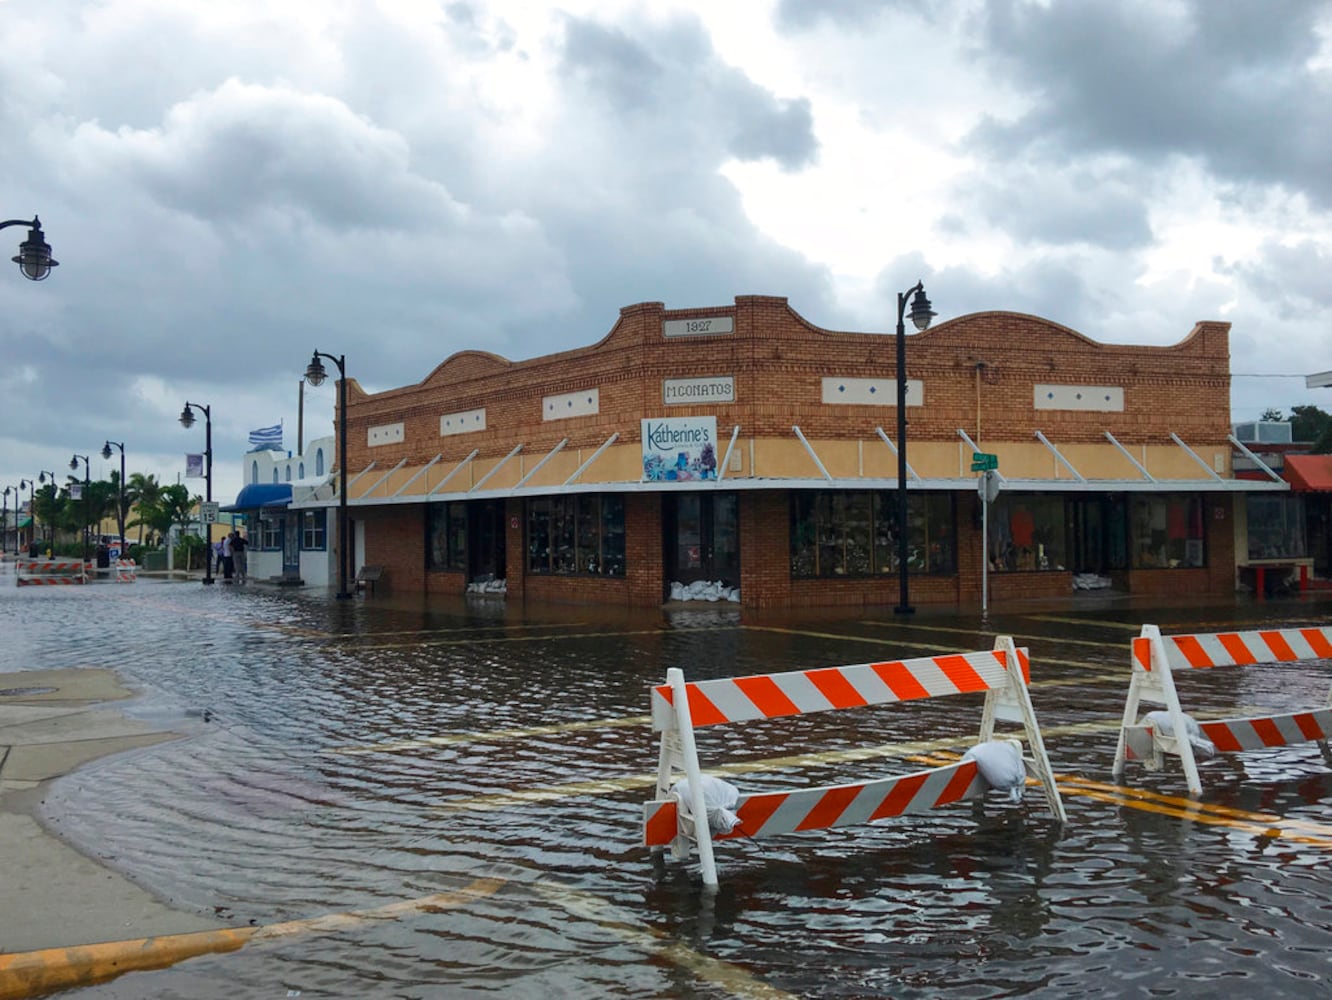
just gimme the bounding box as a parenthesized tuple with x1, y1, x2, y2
(440, 408, 486, 437)
(822, 377, 922, 406)
(1033, 384, 1124, 412)
(368, 422, 405, 447)
(543, 387, 600, 421)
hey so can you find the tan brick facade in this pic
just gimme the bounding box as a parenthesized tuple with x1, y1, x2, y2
(334, 296, 1252, 610)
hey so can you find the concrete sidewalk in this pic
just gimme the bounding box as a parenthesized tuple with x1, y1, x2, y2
(0, 668, 228, 955)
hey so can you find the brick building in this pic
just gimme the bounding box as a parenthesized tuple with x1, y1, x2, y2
(294, 295, 1287, 608)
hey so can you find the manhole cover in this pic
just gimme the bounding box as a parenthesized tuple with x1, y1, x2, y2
(0, 686, 58, 697)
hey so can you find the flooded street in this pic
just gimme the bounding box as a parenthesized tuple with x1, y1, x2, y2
(4, 577, 1332, 998)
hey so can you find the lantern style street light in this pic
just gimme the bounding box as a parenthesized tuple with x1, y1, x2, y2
(69, 454, 91, 564)
(18, 478, 37, 555)
(0, 217, 58, 280)
(179, 403, 214, 585)
(304, 350, 352, 599)
(893, 280, 936, 616)
(1, 487, 10, 555)
(101, 440, 127, 552)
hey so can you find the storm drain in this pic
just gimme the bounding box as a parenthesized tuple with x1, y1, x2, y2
(0, 686, 59, 697)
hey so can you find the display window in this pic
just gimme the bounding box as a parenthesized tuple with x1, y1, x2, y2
(791, 492, 955, 578)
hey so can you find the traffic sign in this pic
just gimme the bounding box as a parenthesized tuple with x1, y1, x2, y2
(970, 452, 998, 472)
(200, 501, 220, 524)
(977, 470, 1000, 503)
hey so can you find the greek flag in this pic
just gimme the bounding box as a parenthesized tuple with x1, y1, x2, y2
(248, 423, 283, 449)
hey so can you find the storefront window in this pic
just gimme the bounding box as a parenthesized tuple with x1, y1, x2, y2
(259, 515, 281, 551)
(527, 495, 625, 576)
(426, 502, 467, 571)
(791, 492, 955, 578)
(300, 510, 326, 550)
(1130, 495, 1205, 568)
(989, 496, 1066, 572)
(1246, 495, 1306, 560)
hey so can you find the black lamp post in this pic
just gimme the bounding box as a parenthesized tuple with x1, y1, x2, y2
(36, 471, 57, 550)
(101, 440, 126, 551)
(893, 280, 936, 616)
(19, 478, 36, 554)
(305, 350, 352, 599)
(0, 217, 58, 280)
(69, 454, 91, 565)
(179, 403, 214, 585)
(1, 487, 10, 556)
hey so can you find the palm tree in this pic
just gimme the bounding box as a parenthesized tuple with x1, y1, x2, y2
(125, 472, 163, 546)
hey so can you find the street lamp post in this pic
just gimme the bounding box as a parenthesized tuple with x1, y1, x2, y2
(1, 487, 10, 556)
(179, 403, 214, 584)
(101, 440, 127, 551)
(0, 217, 58, 280)
(893, 281, 936, 616)
(69, 454, 91, 565)
(36, 471, 57, 551)
(19, 478, 36, 555)
(304, 350, 353, 599)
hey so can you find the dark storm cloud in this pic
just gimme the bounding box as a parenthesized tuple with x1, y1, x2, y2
(948, 163, 1154, 250)
(967, 0, 1332, 206)
(557, 14, 817, 170)
(1220, 239, 1332, 316)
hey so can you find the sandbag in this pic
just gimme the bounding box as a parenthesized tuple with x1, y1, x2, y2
(962, 738, 1026, 803)
(671, 774, 741, 834)
(1143, 710, 1216, 759)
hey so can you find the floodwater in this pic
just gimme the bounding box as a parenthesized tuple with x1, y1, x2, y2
(4, 574, 1332, 998)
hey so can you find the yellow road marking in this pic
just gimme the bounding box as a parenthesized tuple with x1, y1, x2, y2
(744, 625, 1115, 672)
(333, 715, 652, 755)
(860, 619, 1123, 651)
(346, 624, 733, 652)
(1024, 615, 1142, 630)
(904, 751, 1332, 847)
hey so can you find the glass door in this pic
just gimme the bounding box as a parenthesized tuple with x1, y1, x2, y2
(665, 493, 739, 588)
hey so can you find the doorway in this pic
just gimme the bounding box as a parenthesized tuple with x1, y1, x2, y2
(468, 500, 507, 583)
(664, 492, 739, 591)
(1067, 495, 1127, 575)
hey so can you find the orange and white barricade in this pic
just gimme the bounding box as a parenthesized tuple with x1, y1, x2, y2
(642, 637, 1066, 886)
(113, 558, 138, 582)
(1113, 624, 1332, 795)
(15, 559, 90, 586)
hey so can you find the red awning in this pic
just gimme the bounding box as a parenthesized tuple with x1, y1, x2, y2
(1284, 454, 1332, 492)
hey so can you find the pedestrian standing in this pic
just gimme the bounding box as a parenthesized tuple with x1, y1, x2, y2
(232, 530, 248, 584)
(221, 532, 234, 582)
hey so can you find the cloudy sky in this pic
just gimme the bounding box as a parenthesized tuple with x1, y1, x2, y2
(2, 0, 1330, 504)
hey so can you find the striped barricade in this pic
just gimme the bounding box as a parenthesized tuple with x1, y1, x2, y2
(1113, 624, 1332, 795)
(15, 559, 90, 586)
(643, 637, 1066, 886)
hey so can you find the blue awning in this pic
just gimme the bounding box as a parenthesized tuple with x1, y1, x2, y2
(221, 483, 293, 513)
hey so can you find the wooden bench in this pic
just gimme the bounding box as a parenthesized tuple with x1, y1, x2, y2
(355, 565, 384, 595)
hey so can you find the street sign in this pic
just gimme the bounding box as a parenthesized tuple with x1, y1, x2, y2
(200, 501, 220, 524)
(971, 452, 998, 472)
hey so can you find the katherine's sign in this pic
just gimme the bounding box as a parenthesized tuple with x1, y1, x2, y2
(663, 376, 734, 405)
(641, 416, 718, 482)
